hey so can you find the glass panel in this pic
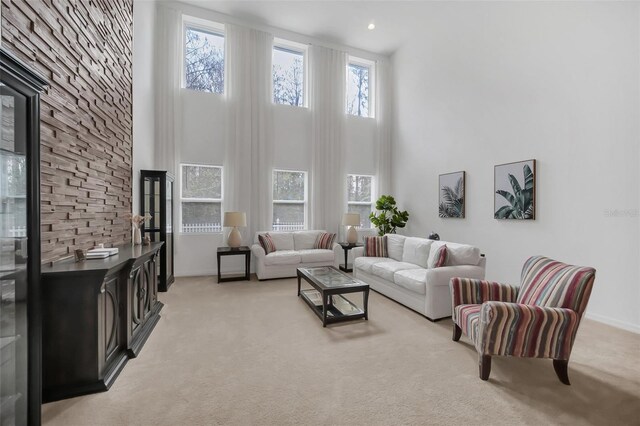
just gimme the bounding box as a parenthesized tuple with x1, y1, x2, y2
(348, 204, 372, 228)
(182, 165, 221, 199)
(185, 27, 224, 93)
(347, 175, 372, 202)
(272, 203, 304, 230)
(273, 171, 305, 201)
(0, 85, 29, 425)
(273, 46, 304, 106)
(166, 179, 172, 233)
(181, 202, 221, 233)
(347, 63, 369, 117)
(301, 267, 360, 288)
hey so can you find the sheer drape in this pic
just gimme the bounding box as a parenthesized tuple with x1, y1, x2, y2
(225, 24, 274, 241)
(154, 6, 182, 174)
(375, 58, 392, 198)
(309, 45, 347, 233)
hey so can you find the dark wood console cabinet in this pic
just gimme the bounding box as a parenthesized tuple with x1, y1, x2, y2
(41, 243, 163, 402)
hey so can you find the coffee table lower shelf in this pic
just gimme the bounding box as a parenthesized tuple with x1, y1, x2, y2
(299, 289, 366, 326)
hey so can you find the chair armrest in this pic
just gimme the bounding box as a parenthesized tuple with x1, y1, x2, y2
(450, 278, 518, 308)
(251, 244, 266, 259)
(426, 265, 485, 288)
(477, 302, 580, 359)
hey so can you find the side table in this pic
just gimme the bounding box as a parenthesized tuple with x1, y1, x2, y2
(338, 242, 364, 273)
(217, 246, 251, 283)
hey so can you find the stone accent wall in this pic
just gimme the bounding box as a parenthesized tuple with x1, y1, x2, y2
(2, 0, 134, 263)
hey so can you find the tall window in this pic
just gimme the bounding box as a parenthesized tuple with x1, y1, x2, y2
(346, 58, 375, 118)
(273, 42, 306, 107)
(181, 164, 223, 233)
(184, 22, 225, 94)
(273, 170, 307, 230)
(347, 174, 373, 228)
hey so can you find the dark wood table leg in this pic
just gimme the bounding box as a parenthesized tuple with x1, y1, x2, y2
(297, 274, 301, 296)
(322, 292, 327, 327)
(344, 248, 348, 270)
(245, 252, 250, 280)
(217, 253, 221, 283)
(364, 287, 369, 320)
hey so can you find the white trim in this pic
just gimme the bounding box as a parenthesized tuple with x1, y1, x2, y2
(585, 312, 640, 334)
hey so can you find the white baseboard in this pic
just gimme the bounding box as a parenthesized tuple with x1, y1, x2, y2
(585, 312, 640, 334)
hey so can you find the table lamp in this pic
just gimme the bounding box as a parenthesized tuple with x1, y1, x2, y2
(342, 213, 361, 244)
(224, 212, 246, 248)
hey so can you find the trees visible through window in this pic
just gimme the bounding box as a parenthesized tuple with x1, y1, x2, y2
(273, 170, 307, 230)
(184, 25, 224, 93)
(273, 45, 305, 106)
(346, 61, 372, 117)
(181, 164, 223, 233)
(347, 175, 373, 228)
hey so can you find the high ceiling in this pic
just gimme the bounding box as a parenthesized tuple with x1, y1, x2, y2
(178, 1, 426, 56)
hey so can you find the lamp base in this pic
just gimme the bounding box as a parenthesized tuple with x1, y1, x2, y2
(228, 227, 242, 248)
(347, 226, 358, 244)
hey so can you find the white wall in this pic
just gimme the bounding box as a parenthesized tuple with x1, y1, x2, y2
(132, 0, 157, 214)
(392, 2, 640, 332)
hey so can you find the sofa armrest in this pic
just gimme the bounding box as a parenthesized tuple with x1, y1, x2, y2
(351, 246, 364, 259)
(450, 277, 518, 309)
(251, 244, 266, 259)
(426, 265, 485, 288)
(477, 302, 580, 359)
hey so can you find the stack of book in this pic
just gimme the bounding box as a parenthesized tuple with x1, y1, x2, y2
(86, 247, 119, 259)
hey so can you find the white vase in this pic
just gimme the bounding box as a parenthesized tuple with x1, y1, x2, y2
(133, 227, 142, 245)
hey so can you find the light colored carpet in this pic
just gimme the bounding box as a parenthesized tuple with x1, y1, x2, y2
(43, 276, 640, 426)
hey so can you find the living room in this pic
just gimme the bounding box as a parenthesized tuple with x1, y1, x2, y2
(1, 0, 639, 425)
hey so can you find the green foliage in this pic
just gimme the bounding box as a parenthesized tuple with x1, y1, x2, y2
(369, 195, 409, 236)
(495, 164, 534, 219)
(439, 177, 464, 218)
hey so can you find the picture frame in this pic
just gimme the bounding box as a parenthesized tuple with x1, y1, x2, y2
(494, 159, 536, 220)
(439, 171, 465, 218)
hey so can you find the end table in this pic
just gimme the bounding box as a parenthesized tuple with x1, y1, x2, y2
(217, 246, 251, 283)
(338, 242, 364, 273)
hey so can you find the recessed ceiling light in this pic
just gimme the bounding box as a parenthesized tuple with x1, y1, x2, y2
(368, 23, 375, 30)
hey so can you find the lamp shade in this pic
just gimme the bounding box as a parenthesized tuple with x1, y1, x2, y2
(223, 211, 246, 227)
(342, 213, 360, 227)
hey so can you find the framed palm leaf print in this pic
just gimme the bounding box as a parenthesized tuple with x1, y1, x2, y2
(439, 171, 465, 218)
(494, 159, 536, 220)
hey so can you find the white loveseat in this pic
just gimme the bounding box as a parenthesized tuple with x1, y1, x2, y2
(251, 230, 341, 280)
(353, 235, 486, 320)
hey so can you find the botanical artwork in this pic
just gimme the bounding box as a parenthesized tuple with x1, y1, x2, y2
(494, 159, 536, 220)
(439, 172, 465, 218)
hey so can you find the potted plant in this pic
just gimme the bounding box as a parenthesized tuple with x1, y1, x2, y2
(369, 195, 409, 236)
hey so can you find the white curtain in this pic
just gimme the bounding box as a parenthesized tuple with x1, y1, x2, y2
(225, 24, 274, 241)
(154, 5, 182, 175)
(309, 45, 347, 233)
(375, 58, 392, 198)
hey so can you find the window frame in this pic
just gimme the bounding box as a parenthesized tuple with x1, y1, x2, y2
(272, 38, 308, 108)
(182, 16, 226, 95)
(347, 174, 375, 228)
(346, 56, 376, 119)
(179, 163, 224, 234)
(272, 168, 308, 230)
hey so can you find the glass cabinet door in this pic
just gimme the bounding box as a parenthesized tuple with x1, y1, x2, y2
(0, 84, 28, 425)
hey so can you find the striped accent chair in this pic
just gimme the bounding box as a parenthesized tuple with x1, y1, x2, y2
(450, 256, 596, 384)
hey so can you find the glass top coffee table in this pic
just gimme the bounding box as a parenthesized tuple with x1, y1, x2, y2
(297, 266, 369, 327)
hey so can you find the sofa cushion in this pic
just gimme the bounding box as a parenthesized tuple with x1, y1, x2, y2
(402, 237, 433, 268)
(427, 241, 480, 267)
(354, 256, 395, 274)
(263, 250, 301, 266)
(386, 234, 406, 261)
(258, 233, 276, 254)
(268, 232, 295, 251)
(298, 249, 334, 263)
(293, 231, 321, 250)
(430, 245, 448, 268)
(394, 269, 429, 295)
(314, 232, 336, 250)
(364, 236, 388, 257)
(371, 261, 422, 282)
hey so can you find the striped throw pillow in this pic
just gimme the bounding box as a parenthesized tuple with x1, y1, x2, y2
(314, 232, 336, 249)
(364, 236, 388, 257)
(258, 233, 276, 254)
(433, 244, 448, 268)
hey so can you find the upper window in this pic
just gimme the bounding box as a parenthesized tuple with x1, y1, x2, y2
(273, 170, 307, 230)
(180, 164, 223, 233)
(346, 58, 375, 118)
(347, 174, 374, 228)
(273, 41, 306, 107)
(184, 22, 225, 94)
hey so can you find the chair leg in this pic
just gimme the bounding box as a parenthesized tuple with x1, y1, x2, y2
(553, 359, 571, 385)
(452, 324, 462, 341)
(479, 355, 491, 381)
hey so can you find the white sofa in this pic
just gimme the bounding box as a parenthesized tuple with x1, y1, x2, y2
(353, 235, 486, 320)
(251, 230, 341, 280)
